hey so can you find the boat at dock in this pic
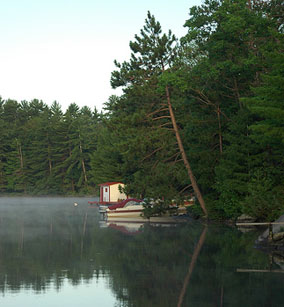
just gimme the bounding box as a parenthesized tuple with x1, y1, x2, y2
(104, 198, 143, 219)
(89, 181, 195, 219)
(100, 198, 194, 220)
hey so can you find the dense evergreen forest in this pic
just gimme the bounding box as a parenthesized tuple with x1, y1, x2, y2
(0, 0, 283, 221)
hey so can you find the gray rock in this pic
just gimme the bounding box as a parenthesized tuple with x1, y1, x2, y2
(237, 214, 257, 232)
(273, 232, 284, 242)
(257, 215, 284, 244)
(237, 214, 256, 223)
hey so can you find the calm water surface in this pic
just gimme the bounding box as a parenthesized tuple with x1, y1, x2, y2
(0, 197, 283, 307)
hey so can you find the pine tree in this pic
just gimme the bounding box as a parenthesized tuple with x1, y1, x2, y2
(110, 11, 208, 216)
(241, 34, 284, 220)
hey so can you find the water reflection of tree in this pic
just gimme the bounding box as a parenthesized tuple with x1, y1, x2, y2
(177, 225, 207, 307)
(0, 203, 283, 306)
(0, 203, 99, 292)
(95, 224, 284, 307)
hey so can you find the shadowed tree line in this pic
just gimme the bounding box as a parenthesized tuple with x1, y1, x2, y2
(0, 100, 101, 195)
(1, 0, 283, 220)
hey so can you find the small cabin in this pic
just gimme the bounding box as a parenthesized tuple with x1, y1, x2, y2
(99, 182, 128, 203)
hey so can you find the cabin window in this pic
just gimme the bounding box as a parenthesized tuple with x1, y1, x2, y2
(105, 188, 107, 192)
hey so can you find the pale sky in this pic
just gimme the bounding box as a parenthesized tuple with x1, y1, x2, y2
(0, 0, 202, 112)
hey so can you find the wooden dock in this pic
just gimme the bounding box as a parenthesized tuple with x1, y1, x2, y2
(236, 222, 284, 242)
(237, 269, 284, 274)
(236, 222, 284, 226)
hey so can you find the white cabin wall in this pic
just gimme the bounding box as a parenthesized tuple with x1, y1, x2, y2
(110, 183, 127, 201)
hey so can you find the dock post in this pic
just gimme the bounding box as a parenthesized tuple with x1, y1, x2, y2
(268, 223, 273, 242)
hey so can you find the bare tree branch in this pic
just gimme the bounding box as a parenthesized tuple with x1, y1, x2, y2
(147, 107, 169, 117)
(179, 184, 193, 194)
(141, 146, 164, 162)
(152, 115, 172, 120)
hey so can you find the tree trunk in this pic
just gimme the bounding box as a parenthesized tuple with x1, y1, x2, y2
(79, 137, 88, 184)
(233, 77, 242, 109)
(217, 104, 223, 154)
(16, 139, 26, 193)
(48, 144, 52, 175)
(46, 132, 52, 175)
(71, 179, 75, 192)
(165, 85, 208, 218)
(16, 139, 24, 169)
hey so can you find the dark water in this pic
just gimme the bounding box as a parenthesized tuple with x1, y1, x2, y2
(0, 197, 283, 307)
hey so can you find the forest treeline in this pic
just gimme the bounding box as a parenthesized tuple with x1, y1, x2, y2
(0, 100, 100, 195)
(0, 0, 283, 220)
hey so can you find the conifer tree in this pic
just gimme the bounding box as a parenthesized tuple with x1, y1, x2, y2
(111, 11, 208, 216)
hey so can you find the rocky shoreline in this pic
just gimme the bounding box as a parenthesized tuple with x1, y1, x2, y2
(236, 214, 284, 251)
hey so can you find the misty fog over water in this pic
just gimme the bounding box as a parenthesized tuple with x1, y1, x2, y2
(0, 197, 283, 306)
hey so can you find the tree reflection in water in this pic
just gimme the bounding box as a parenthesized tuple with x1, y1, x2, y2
(0, 197, 283, 307)
(177, 225, 207, 307)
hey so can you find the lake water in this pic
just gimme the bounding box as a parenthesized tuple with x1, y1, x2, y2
(0, 197, 283, 307)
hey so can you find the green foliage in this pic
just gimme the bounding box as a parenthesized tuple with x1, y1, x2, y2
(186, 204, 203, 219)
(142, 198, 170, 219)
(242, 169, 284, 221)
(0, 99, 99, 195)
(89, 124, 125, 184)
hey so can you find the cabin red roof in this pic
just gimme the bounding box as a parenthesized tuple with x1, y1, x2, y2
(98, 182, 123, 186)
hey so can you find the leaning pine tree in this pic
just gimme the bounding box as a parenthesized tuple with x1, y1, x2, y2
(111, 11, 208, 217)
